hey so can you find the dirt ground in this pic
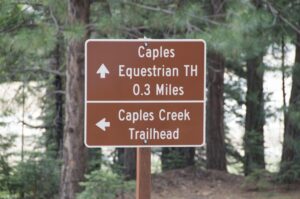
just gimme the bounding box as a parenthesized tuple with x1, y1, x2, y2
(123, 167, 300, 199)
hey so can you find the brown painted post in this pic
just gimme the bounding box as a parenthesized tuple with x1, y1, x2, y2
(136, 148, 151, 199)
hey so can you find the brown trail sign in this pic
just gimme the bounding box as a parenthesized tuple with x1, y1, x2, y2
(84, 39, 206, 199)
(85, 39, 206, 147)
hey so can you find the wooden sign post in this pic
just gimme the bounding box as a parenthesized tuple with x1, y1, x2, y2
(84, 39, 206, 198)
(136, 148, 151, 199)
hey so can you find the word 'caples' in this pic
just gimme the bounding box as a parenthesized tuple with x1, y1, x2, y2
(138, 45, 175, 60)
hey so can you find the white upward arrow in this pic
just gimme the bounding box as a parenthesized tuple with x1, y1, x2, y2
(96, 64, 110, 79)
(96, 118, 110, 131)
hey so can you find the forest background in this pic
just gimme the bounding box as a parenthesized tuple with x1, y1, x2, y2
(1, 0, 300, 198)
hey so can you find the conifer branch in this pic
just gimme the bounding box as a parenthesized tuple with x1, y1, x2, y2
(20, 120, 53, 129)
(264, 0, 300, 35)
(123, 1, 223, 26)
(17, 67, 65, 76)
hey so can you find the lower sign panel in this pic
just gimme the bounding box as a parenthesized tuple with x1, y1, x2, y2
(85, 103, 204, 147)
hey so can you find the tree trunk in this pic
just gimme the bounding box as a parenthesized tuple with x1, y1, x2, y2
(124, 148, 136, 180)
(60, 0, 90, 198)
(115, 148, 125, 167)
(206, 51, 227, 171)
(242, 0, 266, 176)
(280, 34, 300, 177)
(161, 148, 195, 171)
(281, 36, 287, 127)
(114, 148, 136, 180)
(244, 56, 265, 175)
(44, 32, 64, 159)
(206, 0, 227, 171)
(53, 33, 64, 159)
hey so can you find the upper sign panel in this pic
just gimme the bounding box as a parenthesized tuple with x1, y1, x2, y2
(86, 40, 205, 101)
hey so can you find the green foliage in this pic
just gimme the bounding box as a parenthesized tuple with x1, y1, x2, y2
(162, 151, 186, 170)
(0, 134, 16, 195)
(77, 169, 135, 199)
(0, 0, 68, 83)
(203, 1, 273, 60)
(9, 153, 60, 199)
(12, 26, 56, 54)
(63, 23, 86, 41)
(278, 163, 300, 184)
(243, 169, 273, 191)
(279, 139, 300, 183)
(87, 149, 102, 173)
(0, 1, 29, 33)
(161, 148, 194, 171)
(90, 0, 206, 39)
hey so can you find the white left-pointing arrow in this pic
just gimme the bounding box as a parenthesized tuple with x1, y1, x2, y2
(96, 118, 110, 131)
(96, 64, 110, 79)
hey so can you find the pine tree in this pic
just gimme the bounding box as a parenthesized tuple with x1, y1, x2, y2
(206, 0, 227, 171)
(59, 0, 90, 198)
(280, 33, 300, 181)
(243, 1, 268, 176)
